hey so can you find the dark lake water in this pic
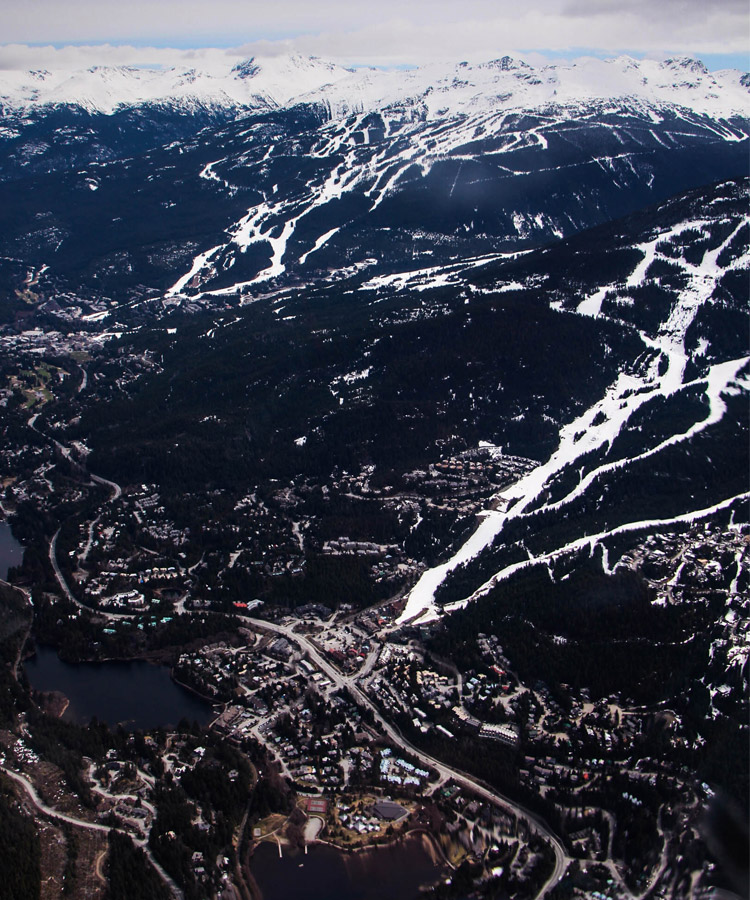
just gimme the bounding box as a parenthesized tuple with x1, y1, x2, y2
(0, 520, 24, 581)
(25, 644, 215, 730)
(251, 832, 446, 900)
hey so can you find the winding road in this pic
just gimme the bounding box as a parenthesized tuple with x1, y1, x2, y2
(29, 403, 572, 895)
(0, 764, 183, 899)
(243, 615, 570, 897)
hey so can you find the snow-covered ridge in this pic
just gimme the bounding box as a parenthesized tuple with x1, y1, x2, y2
(0, 54, 357, 115)
(398, 198, 750, 626)
(0, 53, 747, 118)
(299, 55, 750, 120)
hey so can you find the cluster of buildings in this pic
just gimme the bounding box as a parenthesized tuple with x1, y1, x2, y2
(364, 640, 523, 747)
(337, 798, 409, 835)
(400, 448, 536, 505)
(378, 748, 429, 787)
(181, 639, 295, 706)
(266, 688, 370, 790)
(432, 449, 534, 486)
(368, 644, 458, 731)
(322, 537, 399, 558)
(314, 626, 373, 674)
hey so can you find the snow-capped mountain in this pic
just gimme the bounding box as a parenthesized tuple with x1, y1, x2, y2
(0, 54, 359, 181)
(0, 53, 746, 304)
(297, 54, 750, 120)
(163, 71, 747, 298)
(0, 53, 355, 114)
(0, 53, 746, 118)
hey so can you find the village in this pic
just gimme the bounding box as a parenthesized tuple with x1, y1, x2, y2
(0, 322, 746, 900)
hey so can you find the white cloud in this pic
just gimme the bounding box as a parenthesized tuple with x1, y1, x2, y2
(277, 10, 749, 66)
(0, 43, 242, 72)
(0, 0, 746, 69)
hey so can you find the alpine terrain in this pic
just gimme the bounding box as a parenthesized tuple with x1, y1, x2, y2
(0, 52, 747, 900)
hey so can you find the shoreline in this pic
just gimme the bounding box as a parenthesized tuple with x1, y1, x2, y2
(254, 825, 444, 860)
(32, 688, 70, 719)
(170, 669, 225, 706)
(25, 640, 217, 703)
(24, 644, 218, 728)
(248, 829, 448, 898)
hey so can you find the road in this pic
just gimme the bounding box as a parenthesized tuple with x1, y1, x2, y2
(0, 764, 183, 899)
(243, 616, 569, 897)
(90, 472, 122, 501)
(50, 526, 140, 623)
(1, 765, 112, 834)
(80, 512, 103, 564)
(86, 760, 157, 819)
(26, 412, 570, 894)
(28, 406, 127, 617)
(49, 528, 78, 605)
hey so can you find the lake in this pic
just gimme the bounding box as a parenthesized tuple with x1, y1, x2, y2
(0, 520, 24, 581)
(250, 832, 447, 900)
(24, 644, 215, 730)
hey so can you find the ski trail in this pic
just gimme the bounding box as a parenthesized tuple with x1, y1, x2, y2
(449, 161, 464, 198)
(538, 356, 749, 517)
(166, 245, 221, 296)
(459, 491, 750, 610)
(398, 216, 749, 625)
(299, 227, 341, 265)
(412, 491, 750, 626)
(729, 547, 746, 597)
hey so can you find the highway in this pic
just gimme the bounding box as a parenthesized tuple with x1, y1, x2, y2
(243, 615, 570, 897)
(30, 416, 569, 895)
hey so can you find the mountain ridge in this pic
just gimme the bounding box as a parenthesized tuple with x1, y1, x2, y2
(0, 53, 747, 119)
(0, 51, 745, 305)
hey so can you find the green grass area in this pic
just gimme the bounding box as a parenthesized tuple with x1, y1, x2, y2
(11, 363, 68, 407)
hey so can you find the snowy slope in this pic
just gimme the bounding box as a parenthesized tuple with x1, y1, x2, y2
(0, 54, 357, 114)
(162, 63, 748, 297)
(397, 179, 750, 624)
(0, 54, 746, 119)
(300, 55, 750, 120)
(0, 53, 746, 304)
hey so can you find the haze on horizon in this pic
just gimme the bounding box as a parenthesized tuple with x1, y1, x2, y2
(0, 0, 747, 72)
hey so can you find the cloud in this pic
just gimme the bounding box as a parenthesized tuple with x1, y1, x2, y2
(283, 10, 748, 65)
(0, 0, 746, 69)
(563, 0, 748, 14)
(0, 43, 250, 72)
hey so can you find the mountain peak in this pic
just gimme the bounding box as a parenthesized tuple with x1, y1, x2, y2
(662, 56, 710, 75)
(231, 58, 261, 80)
(477, 56, 532, 72)
(0, 54, 746, 120)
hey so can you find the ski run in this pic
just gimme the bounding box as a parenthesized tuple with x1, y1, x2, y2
(399, 214, 750, 624)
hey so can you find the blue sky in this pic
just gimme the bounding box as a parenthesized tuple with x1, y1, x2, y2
(0, 0, 747, 70)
